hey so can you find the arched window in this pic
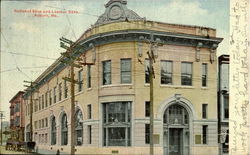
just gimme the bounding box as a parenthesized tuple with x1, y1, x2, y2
(75, 109, 83, 145)
(26, 124, 31, 141)
(163, 104, 189, 125)
(51, 116, 56, 145)
(61, 113, 68, 145)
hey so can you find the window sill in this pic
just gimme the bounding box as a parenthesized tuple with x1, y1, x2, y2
(160, 85, 195, 89)
(201, 87, 208, 90)
(87, 88, 92, 91)
(101, 84, 133, 88)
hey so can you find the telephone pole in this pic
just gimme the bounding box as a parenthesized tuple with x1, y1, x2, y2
(139, 35, 161, 155)
(60, 37, 95, 155)
(24, 81, 36, 141)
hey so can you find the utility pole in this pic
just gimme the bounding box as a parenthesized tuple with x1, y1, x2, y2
(139, 35, 161, 155)
(0, 111, 5, 146)
(24, 81, 36, 141)
(60, 37, 95, 155)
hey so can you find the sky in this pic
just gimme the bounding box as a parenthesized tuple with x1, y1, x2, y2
(0, 0, 229, 121)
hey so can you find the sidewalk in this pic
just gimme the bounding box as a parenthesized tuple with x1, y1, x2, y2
(0, 145, 36, 154)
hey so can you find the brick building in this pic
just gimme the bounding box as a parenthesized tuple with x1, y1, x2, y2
(24, 0, 223, 154)
(9, 91, 25, 142)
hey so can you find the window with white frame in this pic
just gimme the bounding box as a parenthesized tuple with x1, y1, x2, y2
(78, 69, 83, 92)
(87, 65, 91, 88)
(145, 59, 150, 83)
(61, 113, 68, 145)
(103, 102, 131, 146)
(181, 62, 192, 86)
(161, 60, 173, 85)
(51, 116, 56, 145)
(202, 63, 208, 87)
(121, 59, 131, 84)
(103, 60, 111, 85)
(75, 109, 83, 145)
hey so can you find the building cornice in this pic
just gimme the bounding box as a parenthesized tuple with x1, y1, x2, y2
(24, 29, 223, 98)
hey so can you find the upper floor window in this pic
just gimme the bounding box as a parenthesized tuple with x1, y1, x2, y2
(58, 83, 62, 101)
(78, 69, 83, 92)
(49, 90, 52, 105)
(64, 80, 68, 98)
(161, 60, 172, 85)
(145, 59, 150, 83)
(202, 104, 208, 119)
(223, 95, 229, 119)
(202, 63, 208, 87)
(45, 92, 48, 108)
(53, 87, 56, 103)
(121, 59, 131, 84)
(88, 104, 92, 119)
(145, 101, 150, 117)
(181, 62, 192, 86)
(42, 95, 44, 109)
(39, 97, 41, 110)
(103, 60, 111, 85)
(87, 65, 91, 88)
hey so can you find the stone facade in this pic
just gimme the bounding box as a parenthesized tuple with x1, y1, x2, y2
(24, 0, 223, 154)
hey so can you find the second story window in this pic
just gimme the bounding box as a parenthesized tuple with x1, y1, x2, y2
(78, 69, 83, 92)
(121, 59, 131, 84)
(202, 104, 208, 119)
(103, 60, 111, 85)
(87, 65, 91, 88)
(49, 90, 52, 105)
(42, 95, 44, 109)
(145, 101, 150, 117)
(87, 104, 92, 119)
(53, 87, 56, 103)
(145, 59, 150, 84)
(64, 80, 68, 98)
(202, 63, 208, 87)
(181, 62, 192, 86)
(161, 60, 172, 85)
(59, 83, 62, 101)
(224, 95, 229, 119)
(45, 92, 48, 108)
(39, 97, 41, 110)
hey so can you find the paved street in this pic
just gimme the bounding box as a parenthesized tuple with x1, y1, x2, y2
(0, 146, 36, 154)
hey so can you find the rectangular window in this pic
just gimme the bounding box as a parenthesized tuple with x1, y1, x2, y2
(42, 119, 44, 128)
(59, 83, 62, 101)
(45, 92, 48, 108)
(78, 69, 83, 92)
(103, 60, 111, 85)
(87, 65, 91, 88)
(45, 118, 48, 127)
(145, 101, 150, 117)
(202, 104, 208, 119)
(42, 95, 44, 109)
(49, 90, 52, 105)
(88, 125, 92, 144)
(161, 60, 173, 85)
(202, 125, 208, 144)
(53, 87, 56, 103)
(202, 63, 208, 87)
(39, 120, 41, 129)
(224, 95, 229, 119)
(103, 102, 131, 146)
(88, 104, 92, 119)
(121, 59, 131, 84)
(181, 62, 192, 86)
(145, 59, 150, 83)
(64, 80, 68, 98)
(145, 124, 150, 144)
(39, 97, 41, 110)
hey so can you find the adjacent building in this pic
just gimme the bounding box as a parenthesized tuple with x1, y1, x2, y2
(9, 91, 25, 142)
(218, 55, 229, 155)
(24, 0, 223, 154)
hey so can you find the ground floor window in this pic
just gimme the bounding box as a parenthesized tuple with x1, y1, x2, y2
(103, 102, 131, 146)
(51, 116, 56, 145)
(61, 113, 68, 145)
(75, 109, 83, 145)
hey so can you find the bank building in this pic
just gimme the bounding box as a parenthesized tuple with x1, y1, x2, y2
(24, 0, 223, 154)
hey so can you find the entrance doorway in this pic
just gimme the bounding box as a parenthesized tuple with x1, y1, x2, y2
(163, 104, 190, 155)
(169, 128, 183, 155)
